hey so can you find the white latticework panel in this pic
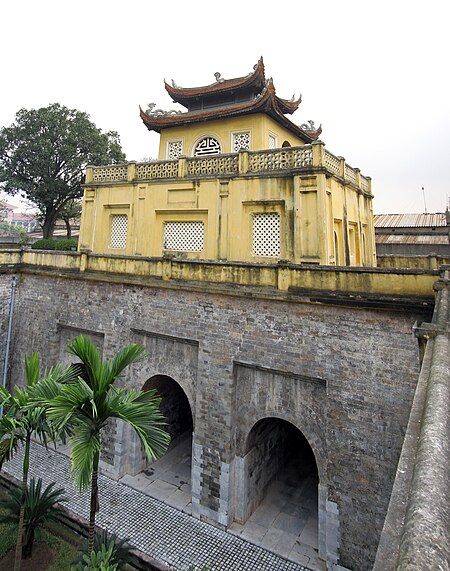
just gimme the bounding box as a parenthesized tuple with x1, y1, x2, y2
(233, 132, 250, 152)
(164, 222, 204, 252)
(253, 213, 281, 257)
(110, 215, 128, 249)
(268, 135, 277, 149)
(194, 137, 221, 156)
(168, 140, 183, 160)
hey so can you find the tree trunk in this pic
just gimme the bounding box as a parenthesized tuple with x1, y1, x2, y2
(14, 434, 30, 571)
(42, 209, 57, 239)
(22, 530, 34, 559)
(64, 217, 71, 239)
(87, 450, 100, 562)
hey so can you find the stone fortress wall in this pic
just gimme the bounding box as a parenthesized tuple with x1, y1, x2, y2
(0, 265, 431, 570)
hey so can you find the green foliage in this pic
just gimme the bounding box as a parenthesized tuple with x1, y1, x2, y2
(0, 103, 126, 238)
(0, 491, 17, 559)
(71, 544, 119, 571)
(72, 531, 130, 571)
(0, 487, 78, 568)
(0, 478, 68, 558)
(0, 222, 30, 245)
(47, 335, 170, 493)
(31, 238, 77, 251)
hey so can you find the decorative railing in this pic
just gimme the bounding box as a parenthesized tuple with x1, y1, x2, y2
(345, 164, 358, 186)
(324, 150, 341, 176)
(248, 147, 313, 172)
(86, 143, 371, 193)
(91, 164, 128, 182)
(186, 154, 239, 176)
(136, 160, 178, 179)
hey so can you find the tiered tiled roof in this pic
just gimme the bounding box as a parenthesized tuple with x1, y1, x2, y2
(140, 58, 321, 143)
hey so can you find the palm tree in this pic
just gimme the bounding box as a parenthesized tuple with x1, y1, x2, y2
(46, 335, 170, 557)
(1, 477, 68, 558)
(0, 353, 75, 571)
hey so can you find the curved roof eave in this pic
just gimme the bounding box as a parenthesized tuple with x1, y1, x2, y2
(165, 57, 266, 105)
(140, 86, 321, 143)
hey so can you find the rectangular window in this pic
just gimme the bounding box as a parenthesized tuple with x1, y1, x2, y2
(253, 213, 281, 257)
(110, 214, 128, 249)
(164, 222, 204, 252)
(232, 131, 250, 152)
(167, 140, 183, 160)
(268, 134, 277, 149)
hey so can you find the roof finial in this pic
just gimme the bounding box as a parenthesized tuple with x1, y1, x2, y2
(300, 120, 317, 131)
(214, 72, 224, 83)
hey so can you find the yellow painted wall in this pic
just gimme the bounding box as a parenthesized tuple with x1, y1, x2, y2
(80, 165, 374, 267)
(158, 114, 305, 159)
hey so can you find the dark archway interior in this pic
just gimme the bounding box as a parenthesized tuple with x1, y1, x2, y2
(246, 418, 317, 478)
(244, 418, 318, 519)
(143, 374, 193, 449)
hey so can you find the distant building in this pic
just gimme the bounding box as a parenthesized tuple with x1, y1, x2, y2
(0, 200, 15, 222)
(374, 212, 450, 256)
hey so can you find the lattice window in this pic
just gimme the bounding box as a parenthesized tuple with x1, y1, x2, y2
(167, 140, 183, 160)
(253, 213, 281, 257)
(232, 132, 250, 152)
(110, 214, 128, 249)
(164, 222, 204, 252)
(268, 135, 277, 149)
(194, 137, 221, 156)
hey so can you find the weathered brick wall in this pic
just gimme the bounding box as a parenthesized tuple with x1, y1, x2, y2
(0, 271, 429, 570)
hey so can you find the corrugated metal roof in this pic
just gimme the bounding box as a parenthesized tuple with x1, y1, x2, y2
(374, 213, 448, 228)
(376, 234, 450, 245)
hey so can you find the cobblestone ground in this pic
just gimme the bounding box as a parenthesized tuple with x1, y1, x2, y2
(2, 443, 312, 571)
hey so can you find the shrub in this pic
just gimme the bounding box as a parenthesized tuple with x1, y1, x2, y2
(0, 478, 68, 558)
(31, 238, 77, 251)
(72, 531, 131, 571)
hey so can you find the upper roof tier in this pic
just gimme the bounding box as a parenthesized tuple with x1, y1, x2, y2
(165, 57, 267, 107)
(140, 58, 322, 143)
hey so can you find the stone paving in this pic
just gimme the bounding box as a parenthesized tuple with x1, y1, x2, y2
(1, 442, 313, 571)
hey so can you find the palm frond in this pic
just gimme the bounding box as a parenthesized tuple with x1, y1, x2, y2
(25, 352, 40, 388)
(69, 420, 101, 491)
(109, 388, 170, 462)
(0, 385, 14, 408)
(0, 435, 19, 468)
(66, 336, 102, 389)
(47, 378, 94, 429)
(104, 344, 147, 388)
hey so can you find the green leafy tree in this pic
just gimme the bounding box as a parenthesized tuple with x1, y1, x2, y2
(0, 354, 75, 571)
(46, 336, 170, 558)
(1, 477, 68, 558)
(0, 104, 126, 238)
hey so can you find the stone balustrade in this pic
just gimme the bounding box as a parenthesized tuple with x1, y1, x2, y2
(86, 142, 371, 194)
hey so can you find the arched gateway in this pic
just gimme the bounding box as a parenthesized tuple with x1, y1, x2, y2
(133, 375, 194, 506)
(234, 418, 320, 554)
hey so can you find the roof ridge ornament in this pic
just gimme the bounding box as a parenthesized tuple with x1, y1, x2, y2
(145, 103, 182, 117)
(300, 120, 317, 131)
(214, 72, 225, 83)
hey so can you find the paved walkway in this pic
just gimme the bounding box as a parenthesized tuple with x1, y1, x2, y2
(1, 442, 313, 571)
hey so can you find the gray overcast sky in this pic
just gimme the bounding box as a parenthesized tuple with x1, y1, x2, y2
(1, 0, 449, 214)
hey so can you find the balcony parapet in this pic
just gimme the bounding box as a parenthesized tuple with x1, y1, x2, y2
(0, 249, 437, 309)
(85, 143, 372, 194)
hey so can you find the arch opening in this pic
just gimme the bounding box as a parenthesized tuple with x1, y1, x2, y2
(234, 418, 320, 563)
(138, 374, 193, 509)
